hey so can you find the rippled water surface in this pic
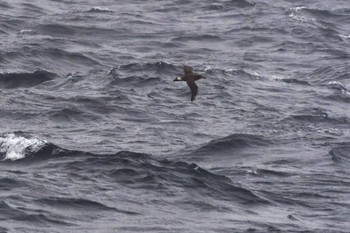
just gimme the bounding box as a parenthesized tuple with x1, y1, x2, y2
(1, 0, 350, 232)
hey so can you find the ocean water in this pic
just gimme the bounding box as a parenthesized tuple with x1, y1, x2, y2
(1, 0, 350, 232)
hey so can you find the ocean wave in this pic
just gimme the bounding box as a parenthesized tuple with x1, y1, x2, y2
(45, 107, 100, 123)
(35, 197, 137, 215)
(66, 96, 119, 115)
(325, 82, 350, 103)
(6, 205, 73, 226)
(326, 81, 350, 97)
(304, 65, 350, 103)
(202, 3, 224, 11)
(196, 0, 255, 11)
(0, 177, 25, 190)
(21, 3, 45, 15)
(288, 6, 338, 24)
(110, 76, 162, 87)
(0, 133, 47, 161)
(112, 61, 178, 74)
(83, 7, 113, 13)
(222, 0, 255, 8)
(329, 145, 350, 165)
(0, 2, 10, 8)
(252, 168, 296, 178)
(188, 134, 271, 157)
(285, 108, 328, 122)
(42, 48, 102, 67)
(101, 153, 269, 205)
(0, 200, 27, 220)
(35, 23, 119, 39)
(171, 34, 224, 42)
(36, 23, 76, 36)
(0, 70, 56, 89)
(0, 133, 87, 163)
(306, 64, 350, 85)
(204, 67, 261, 81)
(278, 78, 311, 86)
(0, 135, 268, 205)
(1, 0, 350, 231)
(107, 61, 180, 87)
(288, 6, 314, 23)
(339, 34, 350, 39)
(294, 7, 350, 21)
(288, 5, 349, 41)
(283, 107, 350, 126)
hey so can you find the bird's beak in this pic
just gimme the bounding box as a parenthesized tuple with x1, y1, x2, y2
(173, 77, 182, 81)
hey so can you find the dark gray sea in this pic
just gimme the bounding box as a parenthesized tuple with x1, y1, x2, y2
(1, 0, 350, 232)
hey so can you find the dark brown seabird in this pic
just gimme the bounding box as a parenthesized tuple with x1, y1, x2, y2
(173, 65, 206, 101)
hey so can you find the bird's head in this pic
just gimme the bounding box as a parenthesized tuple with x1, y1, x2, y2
(173, 76, 183, 82)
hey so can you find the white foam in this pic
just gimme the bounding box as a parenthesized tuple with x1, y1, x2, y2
(226, 68, 238, 72)
(339, 34, 350, 39)
(204, 66, 212, 72)
(328, 81, 343, 86)
(288, 6, 315, 23)
(0, 133, 46, 161)
(19, 29, 33, 35)
(328, 81, 350, 95)
(292, 6, 307, 12)
(88, 6, 112, 12)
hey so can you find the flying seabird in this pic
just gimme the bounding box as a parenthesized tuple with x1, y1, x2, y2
(173, 65, 206, 101)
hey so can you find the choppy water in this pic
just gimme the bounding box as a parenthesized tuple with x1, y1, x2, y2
(1, 0, 350, 232)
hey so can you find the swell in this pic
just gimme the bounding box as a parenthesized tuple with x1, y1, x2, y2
(21, 3, 46, 15)
(0, 132, 71, 162)
(288, 6, 348, 46)
(40, 48, 102, 67)
(34, 23, 121, 39)
(91, 153, 269, 205)
(83, 7, 113, 13)
(171, 34, 224, 42)
(188, 133, 272, 157)
(0, 133, 268, 205)
(1, 47, 103, 73)
(109, 75, 162, 87)
(0, 2, 10, 8)
(111, 61, 179, 75)
(290, 6, 350, 22)
(35, 197, 137, 215)
(0, 197, 70, 227)
(201, 0, 255, 11)
(107, 61, 182, 87)
(308, 64, 350, 85)
(305, 64, 350, 103)
(0, 70, 56, 89)
(45, 107, 101, 123)
(329, 144, 350, 166)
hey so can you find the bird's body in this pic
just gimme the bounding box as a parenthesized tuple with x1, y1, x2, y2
(174, 65, 205, 101)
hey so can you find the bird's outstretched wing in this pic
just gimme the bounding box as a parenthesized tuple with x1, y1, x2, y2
(183, 65, 193, 76)
(186, 80, 198, 101)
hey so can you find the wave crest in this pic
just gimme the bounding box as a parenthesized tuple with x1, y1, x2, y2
(0, 133, 47, 160)
(0, 70, 56, 89)
(189, 134, 271, 157)
(0, 137, 268, 205)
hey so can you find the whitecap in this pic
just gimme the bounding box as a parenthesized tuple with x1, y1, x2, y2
(204, 66, 212, 72)
(0, 133, 46, 161)
(339, 34, 350, 39)
(328, 81, 350, 95)
(288, 6, 315, 23)
(86, 6, 112, 13)
(19, 29, 33, 35)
